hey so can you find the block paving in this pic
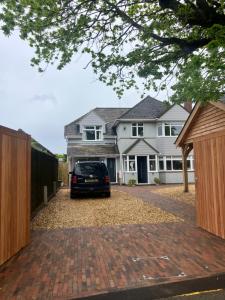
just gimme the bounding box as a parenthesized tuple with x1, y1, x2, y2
(1, 186, 225, 299)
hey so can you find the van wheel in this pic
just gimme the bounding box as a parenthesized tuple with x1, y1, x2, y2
(105, 192, 111, 198)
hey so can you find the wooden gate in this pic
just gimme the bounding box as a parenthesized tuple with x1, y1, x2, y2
(0, 126, 31, 265)
(194, 129, 225, 239)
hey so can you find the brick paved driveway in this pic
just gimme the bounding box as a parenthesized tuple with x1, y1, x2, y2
(1, 186, 225, 300)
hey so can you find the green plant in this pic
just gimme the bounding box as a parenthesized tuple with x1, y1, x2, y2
(154, 177, 160, 185)
(128, 179, 136, 187)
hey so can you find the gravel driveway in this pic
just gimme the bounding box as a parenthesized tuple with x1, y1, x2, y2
(31, 189, 181, 229)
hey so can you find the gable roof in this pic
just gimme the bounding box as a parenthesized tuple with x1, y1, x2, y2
(65, 107, 129, 136)
(123, 138, 159, 154)
(158, 103, 190, 120)
(117, 96, 167, 120)
(175, 100, 225, 147)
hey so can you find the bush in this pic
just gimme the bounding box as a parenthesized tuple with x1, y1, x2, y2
(128, 179, 136, 186)
(154, 177, 160, 185)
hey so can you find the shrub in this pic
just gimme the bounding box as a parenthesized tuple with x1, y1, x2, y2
(154, 177, 160, 185)
(128, 179, 136, 186)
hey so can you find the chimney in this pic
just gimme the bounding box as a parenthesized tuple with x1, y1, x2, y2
(184, 101, 192, 113)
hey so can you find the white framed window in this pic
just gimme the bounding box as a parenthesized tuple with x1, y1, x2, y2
(123, 155, 136, 172)
(132, 123, 144, 137)
(83, 125, 103, 141)
(149, 155, 157, 172)
(158, 155, 194, 171)
(157, 123, 183, 137)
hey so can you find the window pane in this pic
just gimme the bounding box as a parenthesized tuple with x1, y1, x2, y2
(129, 156, 135, 160)
(166, 159, 172, 170)
(138, 123, 143, 126)
(187, 159, 191, 170)
(86, 130, 95, 140)
(158, 125, 163, 136)
(150, 160, 156, 171)
(149, 155, 155, 160)
(165, 124, 170, 136)
(138, 126, 143, 136)
(85, 126, 94, 129)
(96, 131, 101, 140)
(159, 160, 164, 170)
(129, 161, 136, 171)
(171, 125, 182, 136)
(173, 160, 182, 170)
(96, 126, 101, 130)
(132, 126, 137, 136)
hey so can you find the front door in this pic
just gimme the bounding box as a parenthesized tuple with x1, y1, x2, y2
(107, 158, 116, 183)
(137, 156, 148, 184)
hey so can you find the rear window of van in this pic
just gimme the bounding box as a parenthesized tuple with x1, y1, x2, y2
(75, 163, 108, 176)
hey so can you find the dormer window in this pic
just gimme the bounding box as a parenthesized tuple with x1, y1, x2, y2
(132, 123, 144, 137)
(83, 125, 103, 141)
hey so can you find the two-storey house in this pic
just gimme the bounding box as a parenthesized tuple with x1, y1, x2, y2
(64, 96, 194, 184)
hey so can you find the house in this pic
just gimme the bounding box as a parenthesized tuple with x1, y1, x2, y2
(64, 96, 194, 184)
(176, 99, 225, 239)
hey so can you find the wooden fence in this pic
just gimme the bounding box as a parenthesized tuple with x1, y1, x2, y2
(58, 161, 69, 187)
(0, 126, 31, 266)
(31, 148, 58, 213)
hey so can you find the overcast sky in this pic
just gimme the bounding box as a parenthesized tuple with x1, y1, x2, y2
(0, 32, 167, 153)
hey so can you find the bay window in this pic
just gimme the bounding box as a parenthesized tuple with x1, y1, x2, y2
(158, 156, 194, 171)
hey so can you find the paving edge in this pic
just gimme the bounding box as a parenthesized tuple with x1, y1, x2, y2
(69, 272, 225, 300)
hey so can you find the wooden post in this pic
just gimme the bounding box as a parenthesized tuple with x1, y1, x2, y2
(53, 181, 57, 195)
(44, 186, 48, 205)
(182, 147, 189, 193)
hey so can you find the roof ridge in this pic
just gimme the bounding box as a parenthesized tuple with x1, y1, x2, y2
(94, 107, 130, 109)
(117, 95, 163, 120)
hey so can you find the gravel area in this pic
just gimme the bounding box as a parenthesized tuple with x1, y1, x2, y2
(31, 189, 181, 229)
(152, 184, 195, 205)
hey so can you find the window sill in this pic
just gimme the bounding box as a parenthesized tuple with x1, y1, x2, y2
(158, 170, 194, 173)
(82, 140, 104, 142)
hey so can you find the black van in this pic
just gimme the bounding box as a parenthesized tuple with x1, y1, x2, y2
(70, 161, 111, 198)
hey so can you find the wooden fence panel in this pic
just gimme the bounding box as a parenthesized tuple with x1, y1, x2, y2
(0, 126, 31, 265)
(31, 148, 58, 212)
(58, 161, 69, 186)
(194, 129, 225, 239)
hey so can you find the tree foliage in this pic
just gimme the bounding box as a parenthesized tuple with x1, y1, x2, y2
(0, 0, 225, 103)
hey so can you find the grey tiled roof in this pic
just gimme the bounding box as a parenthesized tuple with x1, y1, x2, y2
(118, 96, 167, 120)
(65, 107, 129, 136)
(67, 144, 119, 157)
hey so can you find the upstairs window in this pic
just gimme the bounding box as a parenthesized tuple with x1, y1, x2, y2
(157, 123, 183, 137)
(132, 123, 144, 137)
(83, 125, 102, 141)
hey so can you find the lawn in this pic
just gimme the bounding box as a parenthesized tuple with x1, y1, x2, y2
(31, 189, 181, 229)
(152, 184, 195, 205)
